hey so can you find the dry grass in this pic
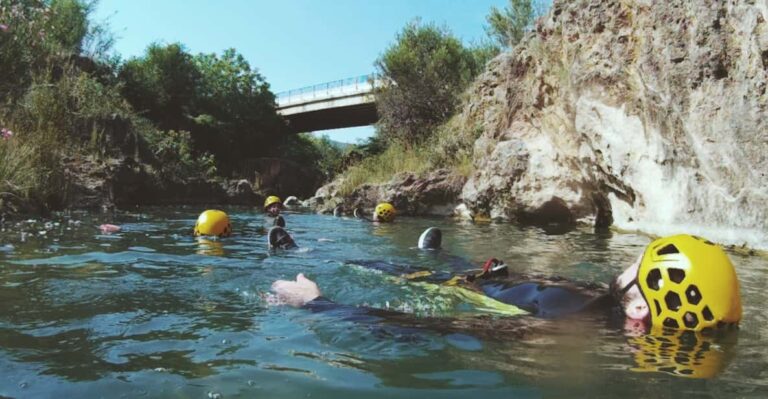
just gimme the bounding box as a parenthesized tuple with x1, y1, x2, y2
(337, 116, 482, 195)
(0, 139, 43, 199)
(338, 143, 430, 196)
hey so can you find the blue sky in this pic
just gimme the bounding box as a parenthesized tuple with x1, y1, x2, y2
(94, 0, 510, 143)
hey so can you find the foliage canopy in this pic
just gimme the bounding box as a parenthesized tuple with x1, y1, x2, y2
(119, 44, 283, 174)
(485, 0, 545, 48)
(374, 20, 489, 147)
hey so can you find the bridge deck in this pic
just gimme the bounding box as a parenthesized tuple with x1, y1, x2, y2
(275, 74, 380, 133)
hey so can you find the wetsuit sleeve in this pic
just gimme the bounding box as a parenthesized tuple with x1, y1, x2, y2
(302, 297, 414, 325)
(478, 281, 616, 319)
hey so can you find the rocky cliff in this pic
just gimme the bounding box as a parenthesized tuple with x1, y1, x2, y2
(315, 0, 768, 249)
(457, 0, 767, 249)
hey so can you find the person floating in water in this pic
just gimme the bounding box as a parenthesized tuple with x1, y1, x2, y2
(264, 196, 286, 227)
(269, 228, 742, 335)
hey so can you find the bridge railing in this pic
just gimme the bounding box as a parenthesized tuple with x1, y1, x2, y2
(276, 73, 380, 108)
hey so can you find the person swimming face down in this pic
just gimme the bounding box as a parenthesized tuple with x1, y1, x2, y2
(273, 232, 742, 333)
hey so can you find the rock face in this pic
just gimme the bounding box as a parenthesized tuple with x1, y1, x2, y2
(61, 157, 264, 210)
(313, 169, 466, 216)
(455, 0, 768, 248)
(55, 153, 333, 212)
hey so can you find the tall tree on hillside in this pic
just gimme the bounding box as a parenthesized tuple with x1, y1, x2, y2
(485, 0, 546, 48)
(192, 48, 282, 170)
(375, 20, 483, 147)
(119, 43, 200, 131)
(119, 44, 284, 173)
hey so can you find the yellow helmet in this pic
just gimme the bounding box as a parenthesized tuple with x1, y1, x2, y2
(193, 210, 232, 237)
(637, 234, 741, 331)
(264, 196, 282, 210)
(629, 329, 735, 378)
(375, 202, 396, 222)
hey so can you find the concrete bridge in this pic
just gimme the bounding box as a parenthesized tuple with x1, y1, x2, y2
(275, 74, 380, 133)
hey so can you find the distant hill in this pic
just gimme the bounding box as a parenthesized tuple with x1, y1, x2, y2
(327, 139, 353, 150)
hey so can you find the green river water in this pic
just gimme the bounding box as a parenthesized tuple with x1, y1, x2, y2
(0, 207, 767, 398)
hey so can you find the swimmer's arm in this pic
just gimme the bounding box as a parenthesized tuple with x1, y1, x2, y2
(271, 274, 537, 336)
(271, 274, 405, 323)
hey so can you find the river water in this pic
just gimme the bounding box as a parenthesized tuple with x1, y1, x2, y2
(0, 207, 767, 398)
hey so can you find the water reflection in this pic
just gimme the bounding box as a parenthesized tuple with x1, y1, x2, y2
(196, 238, 225, 257)
(628, 329, 738, 379)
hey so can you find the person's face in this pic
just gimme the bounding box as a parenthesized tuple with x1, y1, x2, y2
(266, 203, 281, 216)
(613, 257, 651, 323)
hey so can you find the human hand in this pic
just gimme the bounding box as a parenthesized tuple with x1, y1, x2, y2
(270, 273, 322, 307)
(99, 224, 121, 234)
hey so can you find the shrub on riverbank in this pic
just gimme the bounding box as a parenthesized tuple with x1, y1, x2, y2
(0, 0, 125, 209)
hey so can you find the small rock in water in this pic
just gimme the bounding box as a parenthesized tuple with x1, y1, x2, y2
(18, 382, 28, 389)
(208, 391, 222, 399)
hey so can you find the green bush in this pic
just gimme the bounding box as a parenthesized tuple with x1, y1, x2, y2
(374, 20, 485, 147)
(0, 0, 106, 102)
(143, 129, 217, 180)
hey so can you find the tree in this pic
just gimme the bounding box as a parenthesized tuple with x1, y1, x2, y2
(118, 44, 284, 174)
(485, 0, 546, 48)
(119, 43, 201, 131)
(375, 20, 483, 147)
(191, 48, 282, 171)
